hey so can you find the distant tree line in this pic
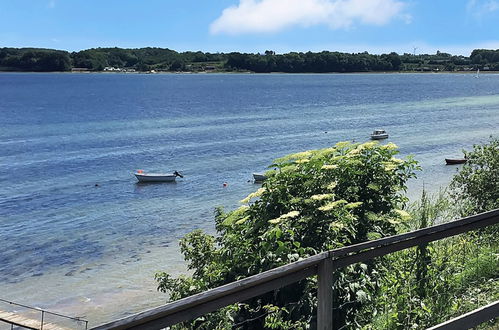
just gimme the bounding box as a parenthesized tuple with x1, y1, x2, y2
(470, 49, 499, 68)
(70, 47, 225, 72)
(0, 48, 71, 71)
(1, 47, 499, 73)
(225, 51, 403, 72)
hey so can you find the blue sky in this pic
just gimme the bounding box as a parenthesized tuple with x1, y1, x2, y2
(0, 0, 498, 55)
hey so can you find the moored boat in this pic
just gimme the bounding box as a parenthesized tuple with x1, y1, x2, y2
(370, 129, 389, 140)
(134, 170, 183, 182)
(445, 158, 467, 165)
(253, 173, 267, 182)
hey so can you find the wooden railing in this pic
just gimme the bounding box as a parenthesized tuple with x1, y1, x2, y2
(428, 300, 499, 330)
(92, 209, 499, 330)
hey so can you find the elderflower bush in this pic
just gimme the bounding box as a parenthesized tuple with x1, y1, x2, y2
(156, 141, 419, 329)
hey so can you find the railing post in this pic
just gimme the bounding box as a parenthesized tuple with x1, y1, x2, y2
(317, 256, 333, 330)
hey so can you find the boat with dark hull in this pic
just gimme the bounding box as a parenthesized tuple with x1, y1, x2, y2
(253, 173, 267, 182)
(445, 158, 467, 165)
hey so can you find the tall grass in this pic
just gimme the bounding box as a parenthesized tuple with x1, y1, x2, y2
(359, 190, 498, 329)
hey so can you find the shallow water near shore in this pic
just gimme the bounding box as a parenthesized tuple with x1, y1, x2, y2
(1, 73, 498, 326)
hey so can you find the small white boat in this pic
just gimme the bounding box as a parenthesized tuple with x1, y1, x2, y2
(134, 170, 183, 183)
(253, 173, 267, 182)
(370, 129, 389, 140)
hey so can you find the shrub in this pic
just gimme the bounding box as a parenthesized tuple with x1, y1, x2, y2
(450, 137, 499, 215)
(156, 141, 419, 329)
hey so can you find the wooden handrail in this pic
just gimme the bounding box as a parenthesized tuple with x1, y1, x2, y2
(330, 208, 499, 258)
(332, 208, 499, 269)
(427, 300, 499, 330)
(92, 209, 499, 330)
(92, 252, 327, 330)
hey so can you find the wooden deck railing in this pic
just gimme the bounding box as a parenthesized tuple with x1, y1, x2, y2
(428, 300, 499, 330)
(92, 209, 499, 330)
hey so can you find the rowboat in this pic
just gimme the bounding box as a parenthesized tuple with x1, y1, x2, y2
(445, 158, 466, 165)
(253, 173, 267, 182)
(134, 170, 183, 182)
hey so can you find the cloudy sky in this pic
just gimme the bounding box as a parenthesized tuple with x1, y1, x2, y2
(0, 0, 498, 55)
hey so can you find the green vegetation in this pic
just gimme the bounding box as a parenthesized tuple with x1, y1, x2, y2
(156, 138, 498, 329)
(156, 141, 419, 329)
(471, 49, 499, 70)
(363, 189, 498, 329)
(2, 47, 499, 72)
(0, 48, 71, 72)
(224, 51, 404, 72)
(450, 137, 499, 216)
(0, 47, 224, 72)
(70, 47, 224, 72)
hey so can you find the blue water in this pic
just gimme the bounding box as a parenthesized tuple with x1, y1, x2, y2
(0, 73, 498, 322)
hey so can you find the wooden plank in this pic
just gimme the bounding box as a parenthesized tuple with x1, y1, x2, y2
(0, 310, 40, 330)
(40, 322, 75, 330)
(0, 298, 87, 327)
(333, 211, 498, 269)
(127, 266, 317, 330)
(0, 310, 74, 330)
(317, 257, 333, 330)
(426, 300, 499, 330)
(331, 209, 499, 259)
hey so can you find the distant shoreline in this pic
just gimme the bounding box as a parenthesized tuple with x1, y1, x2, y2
(1, 70, 498, 74)
(3, 47, 498, 74)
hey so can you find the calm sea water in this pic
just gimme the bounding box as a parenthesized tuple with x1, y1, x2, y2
(1, 73, 498, 326)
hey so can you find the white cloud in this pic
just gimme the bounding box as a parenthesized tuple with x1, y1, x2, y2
(467, 0, 499, 17)
(210, 0, 409, 35)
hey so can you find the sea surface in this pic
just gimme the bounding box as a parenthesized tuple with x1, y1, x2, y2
(0, 72, 498, 327)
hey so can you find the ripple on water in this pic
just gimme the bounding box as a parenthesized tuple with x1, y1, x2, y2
(1, 73, 498, 324)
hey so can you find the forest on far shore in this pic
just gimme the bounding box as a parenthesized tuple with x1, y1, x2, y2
(1, 47, 499, 73)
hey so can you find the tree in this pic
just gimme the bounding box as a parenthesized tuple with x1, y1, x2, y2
(135, 60, 150, 72)
(156, 141, 419, 329)
(450, 137, 499, 215)
(170, 59, 185, 71)
(14, 50, 71, 71)
(386, 52, 402, 70)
